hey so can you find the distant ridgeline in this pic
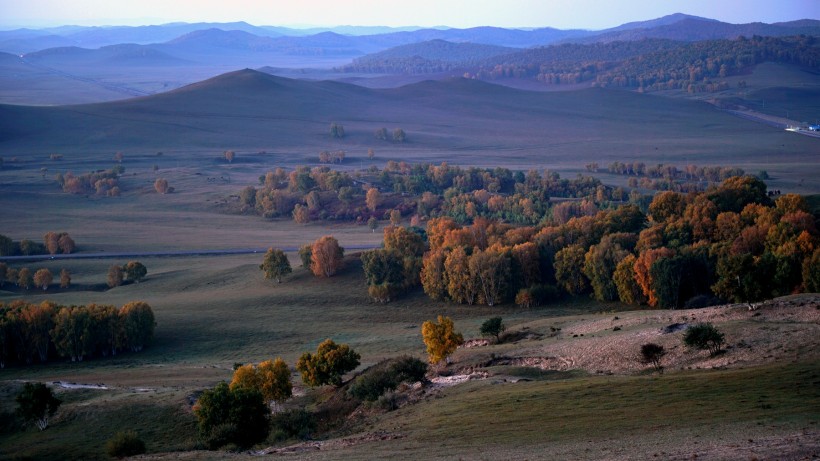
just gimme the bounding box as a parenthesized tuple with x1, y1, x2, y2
(343, 35, 819, 92)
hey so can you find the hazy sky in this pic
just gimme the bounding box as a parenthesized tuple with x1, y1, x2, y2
(0, 0, 817, 29)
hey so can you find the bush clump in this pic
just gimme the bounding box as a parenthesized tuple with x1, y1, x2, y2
(348, 356, 427, 401)
(683, 323, 725, 356)
(105, 430, 146, 458)
(270, 409, 316, 442)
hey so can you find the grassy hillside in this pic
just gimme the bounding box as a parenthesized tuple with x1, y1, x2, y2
(1, 69, 817, 192)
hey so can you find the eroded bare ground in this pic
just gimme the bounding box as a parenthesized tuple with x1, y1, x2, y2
(473, 294, 820, 377)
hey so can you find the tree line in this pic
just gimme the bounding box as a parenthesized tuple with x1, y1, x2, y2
(0, 300, 156, 367)
(344, 35, 819, 93)
(55, 166, 124, 196)
(0, 231, 75, 257)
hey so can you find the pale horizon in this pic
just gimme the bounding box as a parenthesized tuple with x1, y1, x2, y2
(0, 0, 817, 31)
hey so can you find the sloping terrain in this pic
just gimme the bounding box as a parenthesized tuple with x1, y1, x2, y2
(0, 68, 817, 192)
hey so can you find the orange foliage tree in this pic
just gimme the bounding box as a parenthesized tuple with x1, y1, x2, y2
(310, 236, 344, 277)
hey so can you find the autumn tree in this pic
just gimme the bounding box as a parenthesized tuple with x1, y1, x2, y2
(107, 265, 124, 288)
(123, 261, 147, 283)
(420, 249, 448, 301)
(583, 235, 631, 302)
(613, 254, 645, 305)
(296, 339, 361, 387)
(33, 268, 53, 291)
(21, 302, 56, 362)
(421, 315, 464, 364)
(154, 178, 170, 194)
(52, 305, 93, 361)
(374, 127, 388, 140)
(231, 358, 293, 406)
(18, 268, 33, 290)
(470, 249, 510, 306)
(445, 246, 477, 304)
(16, 382, 62, 431)
(224, 150, 235, 163)
(260, 248, 292, 283)
(292, 204, 310, 224)
(58, 234, 75, 254)
(633, 247, 675, 307)
(365, 188, 381, 212)
(59, 269, 71, 289)
(310, 236, 344, 277)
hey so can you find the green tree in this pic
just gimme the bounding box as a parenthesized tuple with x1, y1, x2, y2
(480, 317, 505, 343)
(296, 339, 361, 387)
(260, 248, 292, 283)
(194, 382, 270, 449)
(554, 244, 589, 295)
(119, 301, 155, 352)
(640, 343, 666, 373)
(106, 430, 146, 458)
(298, 244, 312, 268)
(469, 249, 510, 306)
(16, 382, 62, 431)
(583, 235, 630, 302)
(613, 254, 645, 305)
(0, 234, 15, 256)
(683, 323, 725, 356)
(421, 315, 464, 364)
(123, 261, 147, 283)
(803, 248, 820, 292)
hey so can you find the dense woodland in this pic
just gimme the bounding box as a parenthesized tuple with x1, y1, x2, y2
(0, 300, 156, 367)
(357, 176, 819, 308)
(344, 35, 820, 92)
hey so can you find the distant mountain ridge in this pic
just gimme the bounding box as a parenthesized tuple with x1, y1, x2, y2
(4, 13, 818, 57)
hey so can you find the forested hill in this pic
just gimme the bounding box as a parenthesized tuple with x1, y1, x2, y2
(342, 35, 820, 92)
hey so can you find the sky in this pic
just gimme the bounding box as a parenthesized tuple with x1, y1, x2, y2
(0, 0, 817, 30)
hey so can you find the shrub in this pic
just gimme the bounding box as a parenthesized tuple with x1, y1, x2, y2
(480, 317, 506, 343)
(194, 382, 270, 449)
(640, 343, 666, 373)
(683, 323, 725, 356)
(348, 356, 427, 401)
(270, 409, 316, 442)
(105, 430, 146, 458)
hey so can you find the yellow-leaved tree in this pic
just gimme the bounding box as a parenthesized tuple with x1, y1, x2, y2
(230, 358, 293, 407)
(421, 316, 463, 365)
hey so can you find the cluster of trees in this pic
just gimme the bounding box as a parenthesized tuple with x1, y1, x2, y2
(195, 339, 360, 449)
(0, 300, 156, 367)
(55, 167, 123, 196)
(361, 226, 425, 302)
(0, 231, 75, 257)
(318, 150, 346, 164)
(330, 122, 345, 138)
(107, 261, 148, 288)
(357, 175, 817, 308)
(239, 162, 614, 227)
(0, 265, 71, 291)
